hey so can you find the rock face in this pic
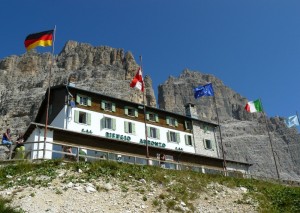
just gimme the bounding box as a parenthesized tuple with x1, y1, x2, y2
(0, 41, 156, 139)
(158, 69, 300, 180)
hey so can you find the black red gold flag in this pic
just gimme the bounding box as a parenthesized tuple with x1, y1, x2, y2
(24, 30, 54, 51)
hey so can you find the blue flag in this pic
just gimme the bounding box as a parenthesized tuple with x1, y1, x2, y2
(194, 83, 214, 99)
(285, 115, 299, 128)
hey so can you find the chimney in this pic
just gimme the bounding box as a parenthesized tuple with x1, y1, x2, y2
(184, 103, 198, 119)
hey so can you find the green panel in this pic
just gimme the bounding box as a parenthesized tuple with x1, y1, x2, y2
(101, 101, 105, 110)
(184, 135, 188, 145)
(134, 109, 138, 117)
(147, 127, 150, 137)
(101, 117, 105, 129)
(132, 123, 136, 134)
(76, 94, 81, 103)
(175, 119, 178, 127)
(112, 103, 116, 112)
(157, 129, 160, 139)
(124, 121, 128, 133)
(112, 118, 116, 130)
(155, 114, 159, 122)
(146, 113, 150, 120)
(74, 110, 79, 123)
(167, 131, 170, 142)
(166, 116, 170, 125)
(87, 97, 92, 106)
(176, 133, 180, 143)
(87, 113, 91, 125)
(124, 106, 128, 115)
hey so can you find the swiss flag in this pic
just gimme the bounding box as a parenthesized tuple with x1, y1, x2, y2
(130, 67, 144, 92)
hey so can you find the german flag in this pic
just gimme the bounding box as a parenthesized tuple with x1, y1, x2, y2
(24, 30, 54, 51)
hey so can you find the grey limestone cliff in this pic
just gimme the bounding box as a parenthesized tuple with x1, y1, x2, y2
(158, 69, 300, 180)
(0, 41, 156, 139)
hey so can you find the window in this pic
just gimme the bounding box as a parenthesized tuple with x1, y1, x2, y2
(147, 127, 160, 139)
(101, 100, 116, 112)
(124, 121, 136, 134)
(204, 139, 213, 150)
(124, 106, 138, 117)
(166, 116, 178, 127)
(76, 94, 91, 106)
(146, 112, 159, 122)
(74, 110, 91, 125)
(101, 117, 116, 130)
(184, 121, 192, 130)
(185, 135, 193, 146)
(167, 131, 180, 143)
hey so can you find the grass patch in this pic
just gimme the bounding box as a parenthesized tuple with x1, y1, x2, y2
(0, 196, 22, 213)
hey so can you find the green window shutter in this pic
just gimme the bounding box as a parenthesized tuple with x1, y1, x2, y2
(184, 135, 188, 145)
(87, 97, 92, 106)
(166, 116, 170, 125)
(155, 114, 159, 122)
(184, 121, 188, 129)
(101, 101, 105, 110)
(146, 112, 150, 120)
(112, 118, 116, 130)
(134, 109, 138, 117)
(112, 103, 116, 112)
(124, 121, 128, 133)
(124, 106, 128, 115)
(176, 133, 180, 143)
(147, 127, 150, 137)
(74, 110, 79, 123)
(157, 129, 160, 139)
(167, 131, 170, 142)
(175, 119, 178, 127)
(76, 95, 81, 103)
(87, 113, 91, 125)
(132, 123, 136, 135)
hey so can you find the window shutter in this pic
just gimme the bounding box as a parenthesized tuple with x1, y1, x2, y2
(124, 106, 128, 115)
(157, 129, 160, 139)
(132, 123, 136, 135)
(166, 116, 170, 125)
(76, 95, 81, 103)
(100, 117, 105, 129)
(101, 101, 105, 110)
(146, 112, 150, 120)
(74, 110, 79, 123)
(155, 114, 159, 122)
(167, 131, 170, 142)
(87, 97, 92, 106)
(87, 113, 91, 125)
(184, 121, 188, 130)
(112, 118, 116, 130)
(175, 119, 178, 127)
(147, 127, 150, 137)
(124, 121, 128, 133)
(184, 135, 188, 145)
(112, 103, 116, 112)
(176, 133, 180, 143)
(134, 109, 138, 117)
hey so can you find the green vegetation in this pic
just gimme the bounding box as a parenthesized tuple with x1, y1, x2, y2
(0, 160, 299, 212)
(0, 196, 22, 213)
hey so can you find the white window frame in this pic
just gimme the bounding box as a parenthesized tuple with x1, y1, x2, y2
(74, 110, 91, 125)
(167, 131, 180, 143)
(147, 127, 160, 139)
(166, 116, 178, 127)
(101, 100, 116, 112)
(101, 117, 116, 130)
(76, 94, 92, 106)
(124, 121, 136, 135)
(204, 139, 213, 150)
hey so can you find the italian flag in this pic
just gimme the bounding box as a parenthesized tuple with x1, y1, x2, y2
(245, 99, 262, 113)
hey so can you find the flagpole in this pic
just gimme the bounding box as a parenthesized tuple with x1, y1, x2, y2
(213, 95, 227, 173)
(260, 98, 280, 179)
(43, 25, 56, 159)
(139, 56, 149, 162)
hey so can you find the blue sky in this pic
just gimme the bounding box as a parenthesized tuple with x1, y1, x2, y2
(1, 0, 300, 128)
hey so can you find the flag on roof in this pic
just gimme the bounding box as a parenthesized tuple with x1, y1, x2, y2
(24, 30, 54, 51)
(194, 83, 214, 99)
(244, 99, 263, 113)
(285, 115, 299, 128)
(130, 67, 144, 92)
